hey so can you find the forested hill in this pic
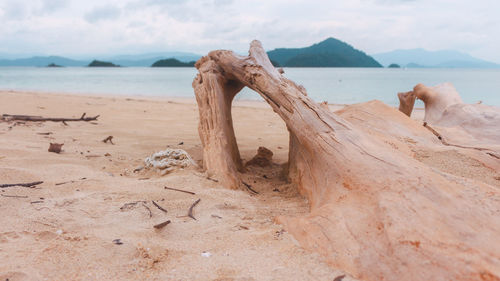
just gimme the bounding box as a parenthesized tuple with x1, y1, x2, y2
(151, 58, 195, 67)
(267, 38, 382, 67)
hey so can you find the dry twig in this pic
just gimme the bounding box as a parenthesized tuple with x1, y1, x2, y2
(0, 181, 43, 188)
(187, 199, 201, 220)
(242, 181, 259, 194)
(164, 186, 196, 195)
(153, 220, 171, 229)
(55, 177, 87, 186)
(119, 200, 146, 211)
(142, 203, 152, 218)
(206, 177, 219, 182)
(2, 112, 99, 123)
(102, 136, 114, 144)
(152, 200, 168, 213)
(1, 194, 28, 198)
(333, 275, 346, 281)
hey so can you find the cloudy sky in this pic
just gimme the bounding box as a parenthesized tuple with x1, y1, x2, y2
(1, 0, 499, 62)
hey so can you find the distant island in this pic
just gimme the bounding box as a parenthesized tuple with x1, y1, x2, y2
(88, 60, 120, 67)
(267, 38, 382, 67)
(47, 63, 62, 67)
(388, 63, 400, 68)
(3, 43, 498, 69)
(151, 58, 195, 67)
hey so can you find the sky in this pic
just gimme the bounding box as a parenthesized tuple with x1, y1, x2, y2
(0, 0, 499, 62)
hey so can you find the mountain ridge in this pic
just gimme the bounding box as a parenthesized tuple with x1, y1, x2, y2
(267, 38, 382, 67)
(0, 52, 201, 67)
(373, 49, 500, 68)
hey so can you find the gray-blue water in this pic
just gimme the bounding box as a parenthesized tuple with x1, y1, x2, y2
(1, 67, 499, 106)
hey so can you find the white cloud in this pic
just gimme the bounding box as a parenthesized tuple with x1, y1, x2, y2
(85, 4, 121, 23)
(0, 0, 499, 62)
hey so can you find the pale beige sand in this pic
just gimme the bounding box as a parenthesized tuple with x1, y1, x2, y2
(0, 91, 495, 281)
(0, 90, 356, 281)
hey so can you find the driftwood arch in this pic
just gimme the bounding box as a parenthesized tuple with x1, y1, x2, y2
(193, 41, 358, 205)
(193, 41, 500, 281)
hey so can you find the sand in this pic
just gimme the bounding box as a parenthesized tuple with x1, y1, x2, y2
(0, 90, 355, 281)
(1, 90, 496, 281)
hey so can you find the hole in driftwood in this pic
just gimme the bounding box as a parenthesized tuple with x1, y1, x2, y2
(231, 89, 293, 194)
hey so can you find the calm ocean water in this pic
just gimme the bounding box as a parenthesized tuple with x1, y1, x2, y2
(0, 67, 499, 106)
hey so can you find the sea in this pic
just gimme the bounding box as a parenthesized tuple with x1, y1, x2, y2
(1, 67, 499, 106)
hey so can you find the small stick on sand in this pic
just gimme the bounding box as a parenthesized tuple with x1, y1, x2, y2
(153, 220, 171, 229)
(142, 203, 152, 218)
(85, 154, 101, 158)
(207, 177, 219, 183)
(1, 194, 28, 198)
(152, 200, 168, 213)
(119, 201, 146, 210)
(242, 181, 259, 194)
(0, 181, 43, 188)
(164, 186, 196, 195)
(2, 113, 99, 122)
(187, 199, 201, 220)
(102, 136, 114, 144)
(333, 275, 346, 281)
(55, 177, 87, 186)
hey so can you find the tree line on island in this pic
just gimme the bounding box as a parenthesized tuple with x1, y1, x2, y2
(44, 38, 384, 68)
(14, 37, 495, 69)
(35, 38, 384, 68)
(45, 59, 195, 67)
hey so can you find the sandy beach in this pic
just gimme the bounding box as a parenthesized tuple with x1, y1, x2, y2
(1, 90, 498, 281)
(0, 90, 356, 281)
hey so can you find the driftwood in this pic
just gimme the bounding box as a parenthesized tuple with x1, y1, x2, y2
(398, 83, 500, 142)
(2, 113, 99, 123)
(193, 41, 500, 281)
(399, 83, 500, 166)
(0, 181, 43, 188)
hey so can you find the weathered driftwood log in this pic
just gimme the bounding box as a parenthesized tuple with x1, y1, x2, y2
(398, 83, 463, 122)
(193, 41, 500, 281)
(398, 83, 500, 153)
